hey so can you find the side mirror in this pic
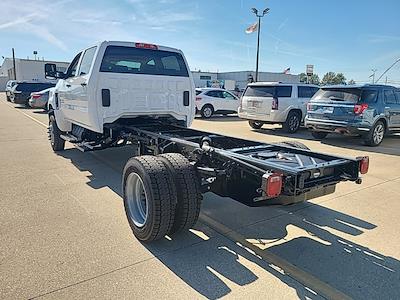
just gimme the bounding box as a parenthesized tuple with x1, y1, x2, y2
(45, 63, 57, 78)
(45, 63, 65, 79)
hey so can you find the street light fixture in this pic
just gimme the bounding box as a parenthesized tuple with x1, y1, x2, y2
(251, 7, 270, 82)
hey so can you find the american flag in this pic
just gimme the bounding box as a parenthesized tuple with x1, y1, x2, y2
(245, 22, 258, 34)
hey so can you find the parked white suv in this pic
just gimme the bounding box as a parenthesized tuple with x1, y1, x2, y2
(195, 88, 239, 118)
(238, 82, 319, 133)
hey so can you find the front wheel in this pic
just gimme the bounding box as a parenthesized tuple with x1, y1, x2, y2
(48, 115, 65, 151)
(311, 131, 328, 140)
(364, 121, 385, 146)
(248, 120, 263, 129)
(123, 156, 177, 242)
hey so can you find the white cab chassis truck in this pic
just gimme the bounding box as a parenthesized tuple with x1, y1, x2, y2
(46, 41, 369, 242)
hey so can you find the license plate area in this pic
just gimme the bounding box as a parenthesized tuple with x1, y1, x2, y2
(247, 100, 262, 108)
(314, 106, 334, 114)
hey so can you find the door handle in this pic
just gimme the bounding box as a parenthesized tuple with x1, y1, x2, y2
(66, 84, 71, 88)
(81, 82, 87, 87)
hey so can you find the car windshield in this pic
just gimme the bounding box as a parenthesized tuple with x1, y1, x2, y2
(100, 46, 189, 77)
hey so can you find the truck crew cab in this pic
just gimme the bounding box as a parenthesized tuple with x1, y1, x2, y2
(46, 41, 369, 243)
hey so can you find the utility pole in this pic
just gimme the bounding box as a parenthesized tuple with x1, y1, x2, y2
(251, 7, 270, 82)
(12, 48, 16, 80)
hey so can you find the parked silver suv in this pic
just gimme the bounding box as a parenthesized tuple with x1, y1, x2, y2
(238, 82, 319, 133)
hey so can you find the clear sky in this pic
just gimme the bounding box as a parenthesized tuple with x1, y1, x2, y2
(1, 0, 400, 84)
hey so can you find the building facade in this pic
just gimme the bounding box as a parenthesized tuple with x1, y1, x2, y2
(191, 70, 300, 90)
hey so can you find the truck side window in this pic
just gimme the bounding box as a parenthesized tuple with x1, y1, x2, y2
(78, 47, 97, 76)
(65, 52, 82, 78)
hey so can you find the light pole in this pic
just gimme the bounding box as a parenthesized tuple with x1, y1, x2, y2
(375, 58, 400, 84)
(251, 7, 269, 82)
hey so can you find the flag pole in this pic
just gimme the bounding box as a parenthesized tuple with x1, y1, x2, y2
(255, 16, 261, 82)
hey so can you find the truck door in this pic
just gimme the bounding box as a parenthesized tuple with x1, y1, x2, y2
(71, 46, 97, 126)
(58, 52, 82, 122)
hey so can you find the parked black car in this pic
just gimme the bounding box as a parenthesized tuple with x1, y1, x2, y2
(9, 82, 56, 106)
(305, 84, 400, 146)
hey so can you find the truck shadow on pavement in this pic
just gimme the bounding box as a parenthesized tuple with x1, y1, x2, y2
(59, 147, 400, 300)
(253, 127, 400, 156)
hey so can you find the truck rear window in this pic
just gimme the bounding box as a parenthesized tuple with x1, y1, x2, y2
(100, 46, 189, 77)
(312, 88, 378, 103)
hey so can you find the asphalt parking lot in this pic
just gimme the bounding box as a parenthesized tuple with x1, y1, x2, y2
(1, 94, 399, 299)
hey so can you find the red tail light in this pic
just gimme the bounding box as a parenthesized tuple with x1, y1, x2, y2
(195, 97, 202, 101)
(271, 97, 279, 110)
(307, 103, 313, 111)
(32, 94, 41, 99)
(354, 103, 368, 115)
(264, 173, 283, 198)
(135, 42, 158, 50)
(358, 156, 369, 174)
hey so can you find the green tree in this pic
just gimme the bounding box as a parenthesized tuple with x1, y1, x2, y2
(299, 73, 320, 85)
(321, 72, 347, 85)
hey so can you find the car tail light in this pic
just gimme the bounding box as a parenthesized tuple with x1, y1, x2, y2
(271, 97, 279, 110)
(263, 173, 283, 198)
(195, 97, 202, 101)
(357, 156, 369, 174)
(135, 42, 158, 50)
(307, 103, 314, 111)
(354, 103, 368, 115)
(32, 94, 41, 99)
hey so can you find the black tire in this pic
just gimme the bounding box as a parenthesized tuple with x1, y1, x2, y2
(201, 104, 214, 118)
(283, 111, 301, 133)
(48, 115, 65, 151)
(275, 140, 310, 150)
(157, 153, 202, 235)
(249, 120, 263, 129)
(364, 120, 385, 147)
(122, 156, 177, 242)
(6, 95, 11, 102)
(311, 131, 329, 140)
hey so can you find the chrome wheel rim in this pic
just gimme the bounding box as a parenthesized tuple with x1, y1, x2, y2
(125, 173, 148, 227)
(373, 124, 384, 145)
(289, 115, 300, 131)
(203, 107, 212, 117)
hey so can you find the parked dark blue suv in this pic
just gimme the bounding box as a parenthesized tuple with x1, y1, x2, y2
(305, 84, 400, 146)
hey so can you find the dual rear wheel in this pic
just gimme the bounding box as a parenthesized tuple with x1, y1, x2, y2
(122, 153, 202, 242)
